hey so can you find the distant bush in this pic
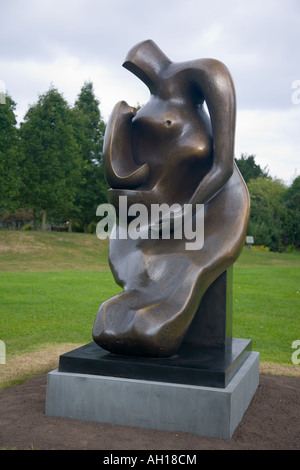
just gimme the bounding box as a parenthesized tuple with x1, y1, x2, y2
(286, 244, 297, 253)
(0, 209, 33, 229)
(252, 245, 270, 252)
(21, 223, 33, 231)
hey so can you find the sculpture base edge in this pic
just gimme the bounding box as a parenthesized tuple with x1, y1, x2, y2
(58, 338, 252, 389)
(46, 351, 259, 439)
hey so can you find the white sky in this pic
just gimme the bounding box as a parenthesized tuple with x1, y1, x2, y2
(1, 0, 299, 184)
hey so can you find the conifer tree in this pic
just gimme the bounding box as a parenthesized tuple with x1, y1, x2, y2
(71, 81, 107, 232)
(0, 94, 21, 215)
(19, 87, 81, 230)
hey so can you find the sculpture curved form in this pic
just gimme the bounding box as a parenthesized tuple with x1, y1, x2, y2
(93, 40, 250, 357)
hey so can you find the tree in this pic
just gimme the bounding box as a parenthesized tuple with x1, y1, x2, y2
(235, 153, 269, 183)
(71, 82, 107, 232)
(19, 87, 82, 230)
(281, 175, 300, 248)
(0, 93, 21, 215)
(247, 177, 287, 251)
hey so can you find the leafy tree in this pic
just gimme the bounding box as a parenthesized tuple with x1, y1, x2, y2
(247, 177, 287, 251)
(71, 82, 107, 232)
(281, 175, 300, 248)
(0, 93, 21, 215)
(19, 87, 82, 230)
(235, 153, 269, 183)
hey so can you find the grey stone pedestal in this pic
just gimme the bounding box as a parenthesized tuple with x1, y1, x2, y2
(45, 351, 259, 439)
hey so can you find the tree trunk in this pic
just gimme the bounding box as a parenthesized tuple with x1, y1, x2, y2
(33, 210, 38, 230)
(41, 209, 47, 231)
(68, 219, 72, 232)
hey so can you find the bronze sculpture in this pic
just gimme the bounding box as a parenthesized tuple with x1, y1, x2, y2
(93, 40, 250, 358)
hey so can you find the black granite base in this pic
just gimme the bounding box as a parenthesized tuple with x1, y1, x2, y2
(58, 338, 252, 388)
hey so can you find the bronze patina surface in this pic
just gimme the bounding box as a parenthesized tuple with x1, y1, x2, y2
(93, 40, 250, 358)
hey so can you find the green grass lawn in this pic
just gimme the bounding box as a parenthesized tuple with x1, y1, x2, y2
(0, 270, 120, 356)
(233, 266, 299, 363)
(0, 229, 110, 272)
(0, 230, 299, 368)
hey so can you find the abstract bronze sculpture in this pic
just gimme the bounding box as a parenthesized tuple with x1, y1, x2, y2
(93, 40, 250, 358)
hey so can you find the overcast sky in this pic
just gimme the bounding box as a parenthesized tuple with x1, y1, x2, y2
(1, 0, 299, 184)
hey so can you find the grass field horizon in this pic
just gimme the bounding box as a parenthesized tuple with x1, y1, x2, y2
(0, 229, 299, 388)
